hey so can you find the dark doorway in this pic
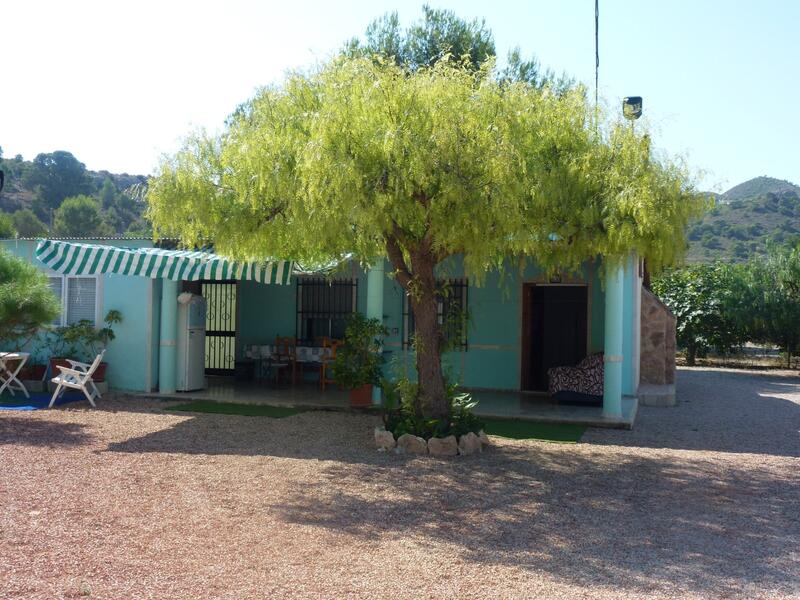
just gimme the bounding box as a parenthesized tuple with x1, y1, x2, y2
(521, 284, 588, 392)
(201, 281, 237, 375)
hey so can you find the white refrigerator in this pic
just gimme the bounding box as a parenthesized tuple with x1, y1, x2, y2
(177, 293, 207, 391)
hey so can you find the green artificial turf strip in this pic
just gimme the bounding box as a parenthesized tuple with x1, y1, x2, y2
(483, 419, 585, 443)
(170, 400, 305, 418)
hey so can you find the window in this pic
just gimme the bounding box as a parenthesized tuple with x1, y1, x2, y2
(403, 278, 469, 351)
(296, 277, 358, 342)
(47, 275, 100, 326)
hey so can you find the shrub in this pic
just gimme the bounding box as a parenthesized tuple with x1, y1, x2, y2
(0, 249, 60, 347)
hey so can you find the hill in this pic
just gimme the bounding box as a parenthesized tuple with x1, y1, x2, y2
(0, 151, 149, 237)
(687, 176, 800, 262)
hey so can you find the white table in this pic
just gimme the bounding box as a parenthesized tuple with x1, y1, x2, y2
(0, 352, 30, 398)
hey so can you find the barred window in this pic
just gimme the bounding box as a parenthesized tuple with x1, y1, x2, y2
(403, 278, 468, 351)
(296, 277, 358, 342)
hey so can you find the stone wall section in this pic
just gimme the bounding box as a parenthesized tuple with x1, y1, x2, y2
(640, 287, 676, 385)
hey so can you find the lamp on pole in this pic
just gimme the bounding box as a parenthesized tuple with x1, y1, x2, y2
(623, 96, 643, 131)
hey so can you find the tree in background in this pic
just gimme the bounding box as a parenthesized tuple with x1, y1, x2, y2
(23, 151, 94, 223)
(53, 195, 111, 237)
(653, 264, 746, 365)
(0, 249, 60, 346)
(11, 209, 47, 237)
(742, 246, 800, 367)
(0, 213, 16, 239)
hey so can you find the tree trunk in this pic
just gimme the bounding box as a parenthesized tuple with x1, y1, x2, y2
(385, 233, 449, 419)
(686, 345, 696, 366)
(409, 283, 448, 419)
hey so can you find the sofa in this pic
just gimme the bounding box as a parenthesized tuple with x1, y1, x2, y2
(547, 353, 604, 406)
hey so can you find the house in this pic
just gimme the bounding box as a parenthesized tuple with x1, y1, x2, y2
(1, 237, 676, 425)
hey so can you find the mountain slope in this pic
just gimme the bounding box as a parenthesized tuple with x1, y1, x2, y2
(687, 177, 800, 262)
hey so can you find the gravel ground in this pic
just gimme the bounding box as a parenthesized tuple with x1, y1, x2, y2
(1, 367, 798, 599)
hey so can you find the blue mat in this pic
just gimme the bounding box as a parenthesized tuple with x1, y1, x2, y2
(0, 391, 85, 411)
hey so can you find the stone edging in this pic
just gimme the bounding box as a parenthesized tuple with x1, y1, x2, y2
(375, 427, 490, 456)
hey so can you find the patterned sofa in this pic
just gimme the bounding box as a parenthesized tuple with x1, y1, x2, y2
(547, 353, 604, 406)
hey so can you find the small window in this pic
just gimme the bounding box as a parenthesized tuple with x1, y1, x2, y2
(47, 275, 99, 326)
(403, 278, 469, 351)
(296, 277, 358, 342)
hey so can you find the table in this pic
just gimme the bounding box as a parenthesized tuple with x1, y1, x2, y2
(245, 345, 333, 383)
(0, 352, 30, 398)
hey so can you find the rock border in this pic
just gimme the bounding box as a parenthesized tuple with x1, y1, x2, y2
(375, 427, 489, 456)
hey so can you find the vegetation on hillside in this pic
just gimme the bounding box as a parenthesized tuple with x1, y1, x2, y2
(688, 176, 800, 262)
(0, 147, 150, 238)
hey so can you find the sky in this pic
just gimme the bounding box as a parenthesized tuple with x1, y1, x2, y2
(1, 0, 798, 192)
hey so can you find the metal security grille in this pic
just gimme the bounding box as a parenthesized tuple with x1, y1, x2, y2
(201, 281, 237, 374)
(403, 278, 469, 350)
(296, 277, 358, 342)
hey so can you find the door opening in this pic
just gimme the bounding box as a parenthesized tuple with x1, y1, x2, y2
(201, 281, 237, 375)
(521, 284, 588, 392)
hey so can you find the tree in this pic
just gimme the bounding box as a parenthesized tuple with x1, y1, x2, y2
(148, 53, 703, 419)
(743, 246, 800, 367)
(652, 263, 747, 365)
(11, 209, 47, 237)
(0, 213, 16, 238)
(23, 151, 95, 221)
(53, 195, 111, 237)
(0, 249, 60, 346)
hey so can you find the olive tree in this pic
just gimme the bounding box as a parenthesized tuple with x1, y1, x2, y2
(147, 56, 702, 419)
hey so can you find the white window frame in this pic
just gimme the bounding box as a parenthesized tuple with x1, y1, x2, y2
(46, 272, 104, 327)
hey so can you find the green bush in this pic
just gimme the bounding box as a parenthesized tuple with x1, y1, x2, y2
(381, 376, 484, 440)
(330, 313, 388, 389)
(0, 249, 60, 347)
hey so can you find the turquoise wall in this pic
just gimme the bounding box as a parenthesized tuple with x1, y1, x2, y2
(2, 238, 641, 395)
(1, 239, 156, 392)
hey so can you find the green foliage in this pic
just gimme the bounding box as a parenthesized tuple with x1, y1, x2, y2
(53, 195, 111, 237)
(652, 263, 746, 364)
(24, 151, 95, 217)
(0, 213, 16, 238)
(738, 246, 800, 365)
(51, 310, 122, 361)
(11, 209, 46, 237)
(381, 375, 484, 440)
(331, 313, 388, 389)
(346, 6, 494, 72)
(0, 249, 60, 346)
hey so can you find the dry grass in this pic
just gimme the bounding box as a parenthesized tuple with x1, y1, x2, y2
(1, 368, 798, 599)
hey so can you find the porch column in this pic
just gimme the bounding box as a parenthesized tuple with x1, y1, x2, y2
(366, 261, 385, 405)
(158, 279, 178, 393)
(603, 261, 624, 418)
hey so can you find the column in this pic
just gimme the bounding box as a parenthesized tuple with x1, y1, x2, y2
(366, 261, 385, 405)
(603, 261, 624, 418)
(158, 279, 178, 393)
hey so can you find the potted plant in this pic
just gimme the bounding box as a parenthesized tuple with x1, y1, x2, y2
(331, 313, 388, 407)
(46, 310, 122, 382)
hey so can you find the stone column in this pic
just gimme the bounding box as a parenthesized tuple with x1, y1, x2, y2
(603, 261, 624, 418)
(158, 279, 178, 393)
(366, 261, 385, 405)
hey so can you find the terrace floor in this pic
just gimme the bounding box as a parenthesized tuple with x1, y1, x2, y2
(1, 367, 798, 599)
(142, 377, 638, 428)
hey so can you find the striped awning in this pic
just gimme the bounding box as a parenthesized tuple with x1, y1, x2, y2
(35, 239, 292, 284)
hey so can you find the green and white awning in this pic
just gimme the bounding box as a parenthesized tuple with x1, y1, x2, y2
(35, 239, 293, 284)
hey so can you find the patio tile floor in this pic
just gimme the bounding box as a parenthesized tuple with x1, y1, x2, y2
(140, 378, 637, 428)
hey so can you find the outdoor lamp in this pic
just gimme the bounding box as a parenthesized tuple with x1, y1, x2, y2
(623, 96, 643, 120)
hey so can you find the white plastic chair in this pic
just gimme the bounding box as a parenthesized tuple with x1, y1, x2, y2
(49, 350, 105, 408)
